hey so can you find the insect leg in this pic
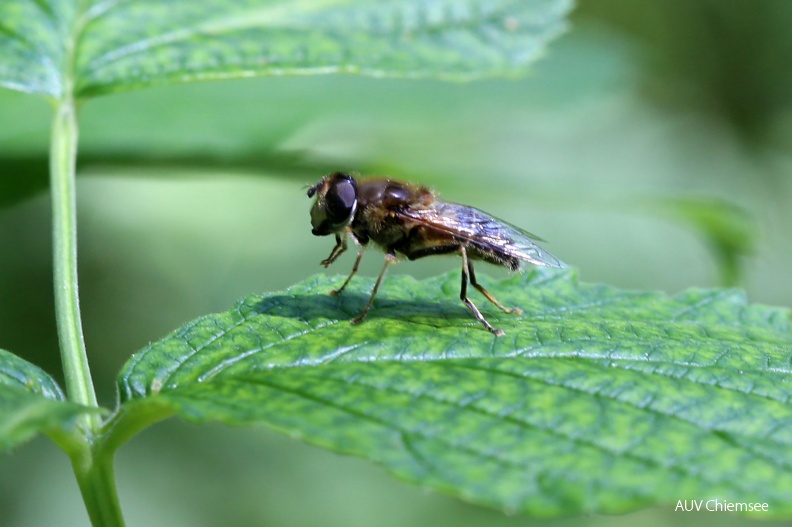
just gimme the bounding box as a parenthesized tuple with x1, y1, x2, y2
(321, 233, 348, 268)
(351, 253, 396, 325)
(467, 259, 523, 315)
(330, 247, 365, 296)
(460, 246, 504, 336)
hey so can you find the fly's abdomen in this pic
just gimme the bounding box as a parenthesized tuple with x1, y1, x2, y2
(467, 242, 521, 271)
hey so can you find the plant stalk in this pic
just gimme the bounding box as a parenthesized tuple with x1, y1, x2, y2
(73, 449, 126, 527)
(50, 96, 99, 426)
(51, 96, 127, 525)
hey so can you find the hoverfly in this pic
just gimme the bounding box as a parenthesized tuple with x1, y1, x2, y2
(307, 172, 566, 335)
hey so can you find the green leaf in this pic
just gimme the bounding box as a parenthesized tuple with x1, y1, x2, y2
(0, 348, 95, 452)
(0, 1, 72, 96)
(114, 269, 792, 516)
(0, 0, 572, 99)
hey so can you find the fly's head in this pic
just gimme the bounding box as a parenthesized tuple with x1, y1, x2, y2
(307, 172, 358, 236)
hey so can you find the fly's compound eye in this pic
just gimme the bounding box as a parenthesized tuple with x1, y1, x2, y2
(310, 174, 358, 236)
(324, 175, 357, 228)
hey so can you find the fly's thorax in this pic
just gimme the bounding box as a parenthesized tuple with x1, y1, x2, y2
(351, 179, 437, 251)
(351, 203, 407, 250)
(356, 179, 435, 210)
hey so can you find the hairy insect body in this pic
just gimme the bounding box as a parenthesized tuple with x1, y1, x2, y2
(353, 180, 522, 270)
(307, 172, 566, 335)
(353, 179, 441, 255)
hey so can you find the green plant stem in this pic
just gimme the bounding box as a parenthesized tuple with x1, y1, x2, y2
(50, 96, 126, 525)
(72, 449, 126, 527)
(50, 96, 98, 424)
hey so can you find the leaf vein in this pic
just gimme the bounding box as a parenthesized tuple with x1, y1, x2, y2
(238, 373, 782, 495)
(447, 361, 792, 450)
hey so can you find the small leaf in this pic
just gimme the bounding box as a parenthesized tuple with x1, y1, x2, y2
(0, 348, 94, 451)
(1, 348, 66, 401)
(0, 0, 573, 99)
(116, 269, 792, 516)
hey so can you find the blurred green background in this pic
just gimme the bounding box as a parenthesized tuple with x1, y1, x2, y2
(2, 1, 792, 525)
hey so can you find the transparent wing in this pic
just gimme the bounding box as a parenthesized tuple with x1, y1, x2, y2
(397, 201, 567, 269)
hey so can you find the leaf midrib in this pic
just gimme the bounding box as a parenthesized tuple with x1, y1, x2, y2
(119, 308, 792, 409)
